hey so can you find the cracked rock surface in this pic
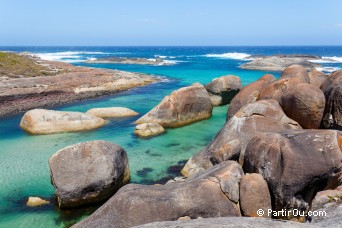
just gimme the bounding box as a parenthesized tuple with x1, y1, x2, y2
(243, 130, 342, 217)
(72, 161, 243, 228)
(182, 99, 301, 177)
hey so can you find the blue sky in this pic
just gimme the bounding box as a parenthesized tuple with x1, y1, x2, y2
(1, 0, 342, 46)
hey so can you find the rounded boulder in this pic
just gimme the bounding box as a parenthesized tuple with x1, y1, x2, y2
(49, 140, 130, 208)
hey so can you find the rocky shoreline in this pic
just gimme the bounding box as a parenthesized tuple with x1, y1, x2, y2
(6, 51, 342, 227)
(49, 65, 340, 228)
(240, 54, 331, 71)
(0, 53, 159, 117)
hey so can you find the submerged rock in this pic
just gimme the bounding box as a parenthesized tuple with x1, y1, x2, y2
(49, 140, 130, 208)
(86, 107, 138, 118)
(227, 74, 275, 120)
(243, 130, 342, 217)
(135, 84, 213, 127)
(204, 75, 242, 106)
(182, 99, 301, 177)
(134, 123, 165, 137)
(20, 109, 106, 134)
(26, 197, 49, 207)
(72, 161, 243, 228)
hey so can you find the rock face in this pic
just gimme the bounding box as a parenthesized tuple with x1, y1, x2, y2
(240, 56, 321, 72)
(135, 85, 213, 128)
(49, 140, 130, 208)
(260, 79, 325, 129)
(240, 173, 272, 218)
(86, 107, 139, 118)
(243, 130, 342, 217)
(204, 75, 242, 106)
(20, 109, 106, 134)
(308, 69, 328, 88)
(73, 161, 243, 228)
(280, 83, 325, 129)
(134, 217, 314, 228)
(260, 78, 305, 102)
(227, 74, 276, 120)
(310, 201, 342, 227)
(134, 123, 165, 137)
(311, 189, 342, 211)
(182, 99, 301, 177)
(320, 70, 342, 129)
(279, 64, 311, 83)
(26, 197, 49, 207)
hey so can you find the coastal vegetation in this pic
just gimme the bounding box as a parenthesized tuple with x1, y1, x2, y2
(0, 52, 58, 77)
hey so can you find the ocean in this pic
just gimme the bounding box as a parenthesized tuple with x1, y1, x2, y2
(0, 46, 342, 227)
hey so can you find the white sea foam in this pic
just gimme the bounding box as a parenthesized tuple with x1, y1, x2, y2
(316, 67, 341, 73)
(154, 55, 177, 59)
(31, 51, 118, 62)
(310, 56, 342, 63)
(33, 53, 81, 61)
(204, 52, 252, 60)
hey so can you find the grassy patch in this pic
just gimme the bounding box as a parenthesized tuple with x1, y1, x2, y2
(0, 52, 56, 78)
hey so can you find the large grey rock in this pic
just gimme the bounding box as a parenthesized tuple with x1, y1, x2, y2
(134, 217, 315, 228)
(204, 75, 242, 106)
(243, 130, 342, 217)
(320, 70, 342, 129)
(20, 109, 106, 134)
(49, 140, 130, 208)
(73, 161, 243, 228)
(310, 203, 342, 227)
(182, 99, 301, 177)
(240, 56, 320, 72)
(135, 84, 213, 127)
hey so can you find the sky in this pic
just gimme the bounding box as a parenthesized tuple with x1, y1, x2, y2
(0, 0, 342, 46)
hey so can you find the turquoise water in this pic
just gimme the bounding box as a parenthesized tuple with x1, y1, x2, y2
(0, 46, 342, 227)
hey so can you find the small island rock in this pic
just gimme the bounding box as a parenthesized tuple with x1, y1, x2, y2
(134, 123, 165, 137)
(20, 109, 106, 134)
(27, 197, 49, 207)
